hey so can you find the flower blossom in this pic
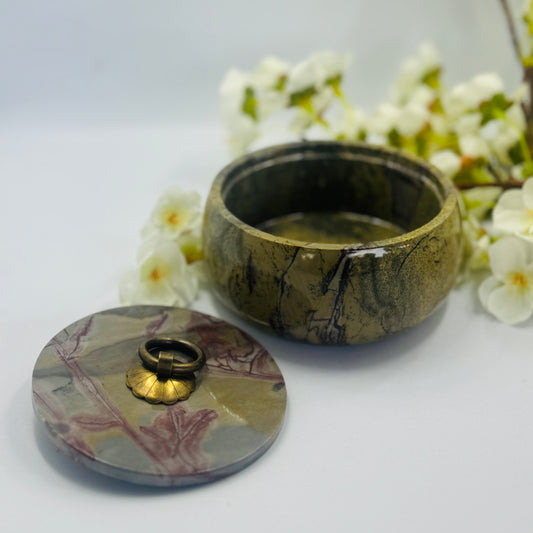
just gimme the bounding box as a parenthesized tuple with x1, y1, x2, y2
(461, 186, 502, 221)
(478, 236, 533, 324)
(249, 56, 290, 119)
(335, 107, 367, 141)
(250, 56, 289, 90)
(288, 51, 350, 94)
(458, 215, 491, 282)
(220, 68, 259, 156)
(366, 103, 401, 137)
(392, 42, 441, 104)
(121, 186, 205, 307)
(120, 239, 199, 307)
(141, 187, 202, 241)
(493, 178, 533, 241)
(455, 113, 482, 136)
(446, 73, 505, 118)
(290, 85, 335, 135)
(396, 102, 430, 137)
(458, 134, 491, 160)
(430, 150, 461, 180)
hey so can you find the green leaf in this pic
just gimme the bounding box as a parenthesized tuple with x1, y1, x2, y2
(289, 87, 316, 111)
(509, 141, 525, 165)
(454, 160, 493, 185)
(521, 160, 533, 178)
(421, 68, 441, 90)
(274, 75, 287, 91)
(242, 87, 258, 120)
(415, 131, 430, 157)
(523, 55, 533, 67)
(325, 74, 343, 95)
(429, 97, 444, 114)
(479, 93, 512, 125)
(388, 129, 401, 147)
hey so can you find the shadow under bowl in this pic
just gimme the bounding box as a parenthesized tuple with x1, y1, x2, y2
(203, 141, 462, 345)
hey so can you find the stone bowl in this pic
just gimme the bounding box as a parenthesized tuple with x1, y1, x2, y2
(203, 141, 462, 345)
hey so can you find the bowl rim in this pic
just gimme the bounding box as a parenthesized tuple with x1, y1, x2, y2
(209, 140, 459, 252)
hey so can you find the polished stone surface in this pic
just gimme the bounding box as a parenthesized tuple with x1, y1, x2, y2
(32, 306, 287, 486)
(204, 141, 462, 345)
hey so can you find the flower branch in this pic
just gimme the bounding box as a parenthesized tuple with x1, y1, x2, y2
(120, 1, 533, 327)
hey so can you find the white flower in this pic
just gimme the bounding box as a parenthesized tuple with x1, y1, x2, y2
(472, 72, 505, 100)
(396, 103, 430, 137)
(457, 215, 492, 283)
(511, 163, 528, 181)
(366, 103, 401, 136)
(493, 179, 533, 241)
(250, 56, 289, 90)
(290, 108, 313, 136)
(226, 114, 259, 157)
(257, 90, 289, 119)
(138, 227, 203, 267)
(175, 228, 203, 265)
(429, 113, 450, 137)
(392, 42, 441, 104)
(310, 51, 350, 83)
(141, 187, 202, 241)
(489, 120, 522, 165)
(220, 68, 259, 155)
(288, 51, 350, 93)
(406, 85, 437, 108)
(459, 134, 491, 160)
(461, 215, 491, 274)
(455, 113, 482, 136)
(447, 73, 504, 118)
(512, 82, 528, 104)
(220, 68, 250, 121)
(312, 85, 335, 113)
(120, 240, 198, 307)
(506, 103, 527, 130)
(335, 107, 366, 141)
(289, 86, 335, 135)
(461, 185, 502, 220)
(430, 150, 461, 180)
(249, 57, 291, 119)
(478, 236, 533, 324)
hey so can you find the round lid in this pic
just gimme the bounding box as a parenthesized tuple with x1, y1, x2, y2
(32, 306, 287, 487)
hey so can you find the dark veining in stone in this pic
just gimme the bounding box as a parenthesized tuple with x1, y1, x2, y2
(203, 141, 462, 344)
(270, 248, 301, 335)
(246, 253, 257, 294)
(320, 251, 354, 344)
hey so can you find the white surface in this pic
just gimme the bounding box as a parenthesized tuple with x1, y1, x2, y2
(2, 1, 533, 532)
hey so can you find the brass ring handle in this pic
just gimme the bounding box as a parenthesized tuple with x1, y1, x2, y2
(138, 337, 206, 380)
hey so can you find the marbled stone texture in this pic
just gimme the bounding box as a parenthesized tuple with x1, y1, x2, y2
(32, 306, 287, 486)
(203, 141, 462, 345)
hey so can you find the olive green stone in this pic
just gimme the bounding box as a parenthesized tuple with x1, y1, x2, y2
(203, 141, 462, 345)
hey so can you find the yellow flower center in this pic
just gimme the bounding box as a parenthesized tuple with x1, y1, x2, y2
(149, 267, 164, 283)
(511, 272, 529, 288)
(166, 211, 180, 226)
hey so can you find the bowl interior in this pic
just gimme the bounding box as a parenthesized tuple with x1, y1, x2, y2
(221, 144, 446, 245)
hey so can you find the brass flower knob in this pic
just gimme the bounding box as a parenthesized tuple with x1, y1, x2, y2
(126, 337, 206, 404)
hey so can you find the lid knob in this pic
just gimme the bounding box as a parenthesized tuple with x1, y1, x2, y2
(126, 337, 206, 404)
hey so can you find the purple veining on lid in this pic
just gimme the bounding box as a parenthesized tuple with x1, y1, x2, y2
(32, 306, 286, 486)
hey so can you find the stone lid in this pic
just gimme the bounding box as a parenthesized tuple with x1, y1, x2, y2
(32, 306, 287, 487)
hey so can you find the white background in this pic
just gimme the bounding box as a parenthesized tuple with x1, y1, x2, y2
(1, 1, 533, 532)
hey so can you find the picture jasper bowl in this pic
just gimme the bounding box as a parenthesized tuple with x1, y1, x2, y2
(203, 141, 462, 345)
